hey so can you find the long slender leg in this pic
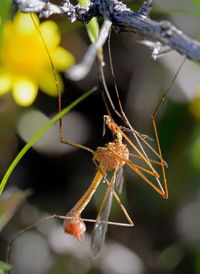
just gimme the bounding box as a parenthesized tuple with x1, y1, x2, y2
(129, 153, 168, 167)
(126, 161, 165, 198)
(106, 45, 186, 198)
(107, 33, 165, 176)
(65, 165, 106, 219)
(30, 14, 94, 155)
(93, 160, 134, 226)
(6, 211, 134, 274)
(150, 57, 187, 199)
(91, 168, 134, 257)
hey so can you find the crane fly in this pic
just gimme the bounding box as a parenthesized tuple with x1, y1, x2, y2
(62, 112, 169, 256)
(63, 115, 131, 255)
(62, 30, 185, 254)
(6, 110, 168, 262)
(6, 13, 186, 269)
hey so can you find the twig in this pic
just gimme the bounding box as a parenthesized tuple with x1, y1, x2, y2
(13, 0, 200, 62)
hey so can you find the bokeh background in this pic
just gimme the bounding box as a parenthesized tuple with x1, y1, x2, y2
(1, 0, 200, 273)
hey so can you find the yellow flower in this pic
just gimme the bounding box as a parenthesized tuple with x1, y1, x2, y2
(0, 12, 75, 107)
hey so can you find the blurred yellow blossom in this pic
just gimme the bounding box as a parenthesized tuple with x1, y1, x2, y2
(0, 12, 75, 107)
(189, 88, 200, 119)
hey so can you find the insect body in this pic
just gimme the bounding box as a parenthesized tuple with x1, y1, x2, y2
(63, 115, 130, 255)
(62, 114, 168, 256)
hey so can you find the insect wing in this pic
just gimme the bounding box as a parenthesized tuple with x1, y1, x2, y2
(116, 167, 124, 194)
(91, 187, 113, 257)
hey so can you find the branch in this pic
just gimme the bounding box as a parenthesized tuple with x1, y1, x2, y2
(113, 11, 200, 61)
(13, 0, 200, 62)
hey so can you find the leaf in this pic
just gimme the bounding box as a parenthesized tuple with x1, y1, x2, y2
(0, 0, 11, 47)
(0, 261, 12, 274)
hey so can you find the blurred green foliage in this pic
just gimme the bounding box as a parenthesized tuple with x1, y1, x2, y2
(0, 190, 31, 231)
(0, 261, 12, 274)
(0, 0, 11, 46)
(78, 0, 99, 43)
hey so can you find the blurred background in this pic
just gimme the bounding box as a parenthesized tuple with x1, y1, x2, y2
(1, 0, 200, 273)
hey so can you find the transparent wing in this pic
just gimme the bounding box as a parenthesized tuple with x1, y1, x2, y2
(116, 167, 124, 194)
(91, 172, 116, 257)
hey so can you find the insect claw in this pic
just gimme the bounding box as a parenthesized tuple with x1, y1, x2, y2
(162, 192, 168, 199)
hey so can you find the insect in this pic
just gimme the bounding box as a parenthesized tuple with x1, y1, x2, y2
(62, 109, 171, 257)
(5, 12, 186, 273)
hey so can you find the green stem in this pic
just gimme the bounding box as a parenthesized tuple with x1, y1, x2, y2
(78, 0, 99, 43)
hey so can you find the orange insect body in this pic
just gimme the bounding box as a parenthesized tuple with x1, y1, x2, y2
(94, 142, 129, 170)
(94, 115, 129, 170)
(104, 115, 119, 136)
(64, 117, 129, 239)
(63, 218, 86, 240)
